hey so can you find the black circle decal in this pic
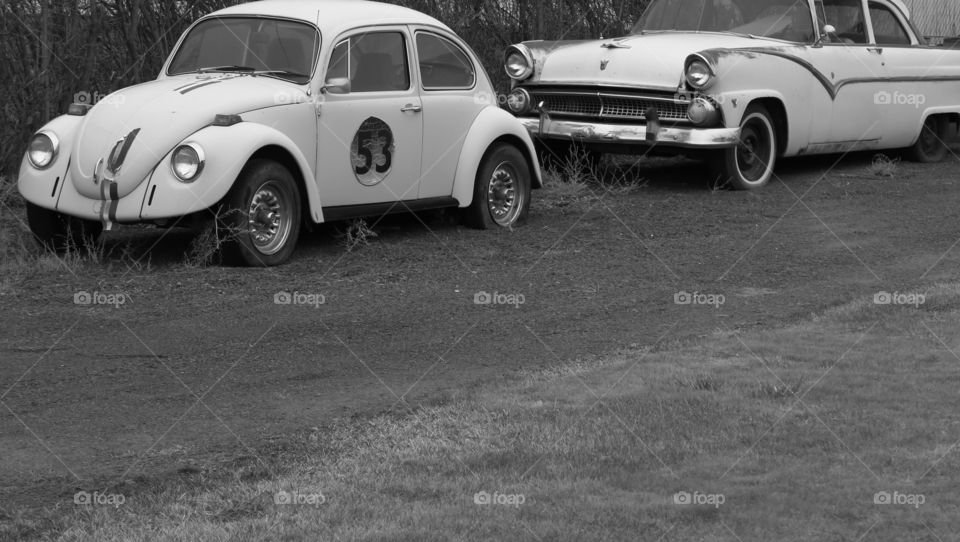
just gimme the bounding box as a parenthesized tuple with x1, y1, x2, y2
(351, 117, 395, 186)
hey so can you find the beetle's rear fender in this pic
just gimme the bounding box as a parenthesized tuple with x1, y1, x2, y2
(140, 123, 324, 223)
(18, 114, 83, 211)
(453, 107, 543, 208)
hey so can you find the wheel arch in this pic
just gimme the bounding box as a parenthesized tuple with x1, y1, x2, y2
(248, 145, 315, 227)
(744, 97, 789, 157)
(452, 107, 543, 208)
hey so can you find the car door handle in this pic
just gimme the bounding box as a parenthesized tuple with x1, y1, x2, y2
(867, 47, 884, 54)
(401, 104, 423, 113)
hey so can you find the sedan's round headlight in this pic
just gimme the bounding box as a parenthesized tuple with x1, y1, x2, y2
(506, 88, 532, 114)
(27, 131, 59, 169)
(685, 59, 714, 90)
(504, 45, 534, 81)
(171, 144, 204, 182)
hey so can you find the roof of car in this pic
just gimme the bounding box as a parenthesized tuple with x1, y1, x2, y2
(208, 0, 452, 35)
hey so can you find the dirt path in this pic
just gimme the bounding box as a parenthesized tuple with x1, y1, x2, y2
(2, 152, 958, 511)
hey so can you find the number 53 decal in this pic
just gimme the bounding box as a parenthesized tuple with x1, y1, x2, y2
(351, 117, 395, 187)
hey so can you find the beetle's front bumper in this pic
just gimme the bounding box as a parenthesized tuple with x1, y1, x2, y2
(518, 117, 740, 149)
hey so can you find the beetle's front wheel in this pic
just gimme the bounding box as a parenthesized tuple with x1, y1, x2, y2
(463, 144, 532, 229)
(26, 202, 102, 252)
(218, 160, 301, 267)
(904, 115, 950, 163)
(718, 105, 777, 190)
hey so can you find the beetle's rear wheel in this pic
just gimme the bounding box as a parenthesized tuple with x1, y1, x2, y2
(904, 116, 950, 163)
(218, 159, 301, 267)
(463, 143, 532, 229)
(717, 105, 777, 190)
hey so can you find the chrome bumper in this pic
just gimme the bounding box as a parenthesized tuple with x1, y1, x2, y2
(518, 117, 740, 149)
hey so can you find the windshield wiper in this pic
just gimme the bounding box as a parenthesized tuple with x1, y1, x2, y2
(197, 65, 257, 73)
(254, 70, 311, 80)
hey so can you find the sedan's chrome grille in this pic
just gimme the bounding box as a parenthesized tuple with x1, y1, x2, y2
(529, 90, 690, 123)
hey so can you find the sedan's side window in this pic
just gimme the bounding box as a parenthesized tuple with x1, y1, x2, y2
(868, 2, 911, 45)
(821, 0, 868, 44)
(416, 33, 476, 90)
(326, 31, 410, 93)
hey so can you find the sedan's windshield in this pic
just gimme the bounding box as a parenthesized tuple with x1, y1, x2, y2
(168, 17, 320, 83)
(633, 0, 816, 43)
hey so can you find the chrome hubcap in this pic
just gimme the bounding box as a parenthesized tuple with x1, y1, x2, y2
(487, 162, 523, 226)
(247, 181, 292, 255)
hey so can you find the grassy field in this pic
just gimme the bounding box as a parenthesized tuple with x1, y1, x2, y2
(5, 278, 956, 541)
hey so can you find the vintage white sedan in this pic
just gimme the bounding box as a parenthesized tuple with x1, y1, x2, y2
(19, 0, 541, 266)
(503, 0, 960, 189)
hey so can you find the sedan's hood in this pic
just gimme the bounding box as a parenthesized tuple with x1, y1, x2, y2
(525, 32, 782, 90)
(70, 74, 306, 199)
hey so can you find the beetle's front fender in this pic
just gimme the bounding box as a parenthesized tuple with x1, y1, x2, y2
(453, 107, 543, 208)
(140, 122, 323, 223)
(18, 114, 83, 211)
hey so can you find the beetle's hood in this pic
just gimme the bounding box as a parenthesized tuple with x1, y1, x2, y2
(522, 32, 783, 90)
(69, 74, 306, 199)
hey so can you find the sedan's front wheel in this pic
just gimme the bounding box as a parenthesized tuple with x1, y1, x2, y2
(218, 160, 301, 267)
(718, 105, 777, 190)
(463, 143, 532, 229)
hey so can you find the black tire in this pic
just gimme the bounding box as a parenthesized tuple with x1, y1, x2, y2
(463, 143, 532, 229)
(26, 202, 102, 252)
(904, 116, 949, 163)
(217, 160, 301, 267)
(718, 104, 778, 190)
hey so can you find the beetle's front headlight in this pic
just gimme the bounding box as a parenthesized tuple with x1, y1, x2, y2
(685, 59, 714, 90)
(27, 131, 59, 170)
(171, 143, 205, 183)
(504, 45, 534, 81)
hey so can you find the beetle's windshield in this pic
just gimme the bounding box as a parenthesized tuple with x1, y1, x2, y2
(632, 0, 816, 43)
(168, 17, 320, 83)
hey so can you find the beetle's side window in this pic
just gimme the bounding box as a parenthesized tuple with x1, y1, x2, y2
(327, 32, 410, 93)
(416, 33, 476, 90)
(868, 2, 911, 45)
(821, 0, 868, 44)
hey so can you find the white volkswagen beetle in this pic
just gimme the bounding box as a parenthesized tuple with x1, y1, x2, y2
(504, 0, 960, 190)
(19, 0, 541, 266)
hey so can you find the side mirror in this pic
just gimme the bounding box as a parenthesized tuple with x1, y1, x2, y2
(322, 78, 351, 95)
(814, 24, 837, 47)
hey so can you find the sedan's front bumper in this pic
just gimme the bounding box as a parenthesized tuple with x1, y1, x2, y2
(518, 117, 740, 149)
